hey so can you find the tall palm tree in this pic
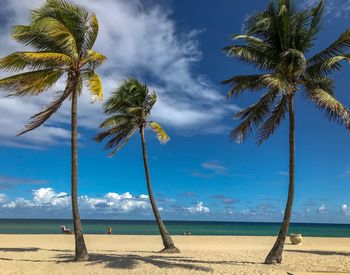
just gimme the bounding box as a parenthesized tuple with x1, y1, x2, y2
(0, 0, 106, 261)
(95, 78, 180, 253)
(223, 0, 350, 264)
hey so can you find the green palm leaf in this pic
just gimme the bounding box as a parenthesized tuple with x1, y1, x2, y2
(0, 52, 70, 72)
(308, 28, 350, 64)
(307, 55, 350, 76)
(231, 89, 279, 143)
(0, 69, 63, 96)
(306, 88, 350, 127)
(96, 78, 168, 156)
(17, 85, 72, 135)
(257, 96, 288, 144)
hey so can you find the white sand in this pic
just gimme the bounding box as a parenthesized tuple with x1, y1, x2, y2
(0, 235, 349, 274)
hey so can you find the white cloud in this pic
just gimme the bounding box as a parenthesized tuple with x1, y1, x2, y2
(341, 204, 350, 216)
(2, 187, 150, 213)
(33, 188, 69, 207)
(105, 192, 132, 201)
(139, 194, 149, 199)
(187, 201, 210, 214)
(302, 0, 350, 18)
(240, 209, 250, 215)
(0, 194, 7, 204)
(278, 171, 289, 176)
(202, 161, 227, 175)
(3, 188, 69, 209)
(318, 204, 327, 214)
(0, 0, 237, 148)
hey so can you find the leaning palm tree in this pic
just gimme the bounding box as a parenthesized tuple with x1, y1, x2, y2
(0, 0, 106, 261)
(223, 0, 350, 264)
(95, 78, 180, 253)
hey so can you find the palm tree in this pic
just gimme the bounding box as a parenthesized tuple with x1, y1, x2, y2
(0, 0, 106, 261)
(223, 0, 350, 264)
(95, 79, 180, 253)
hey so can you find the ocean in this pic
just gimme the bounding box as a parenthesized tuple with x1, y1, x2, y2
(0, 219, 349, 236)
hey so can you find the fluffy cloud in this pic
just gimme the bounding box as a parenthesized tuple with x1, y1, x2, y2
(0, 187, 215, 218)
(186, 201, 210, 214)
(0, 194, 7, 204)
(341, 204, 350, 216)
(0, 0, 238, 148)
(318, 204, 327, 214)
(2, 188, 150, 214)
(3, 188, 69, 209)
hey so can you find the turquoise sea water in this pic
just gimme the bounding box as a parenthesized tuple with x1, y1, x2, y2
(0, 219, 349, 237)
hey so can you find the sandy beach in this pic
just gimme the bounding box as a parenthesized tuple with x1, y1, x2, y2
(0, 235, 349, 274)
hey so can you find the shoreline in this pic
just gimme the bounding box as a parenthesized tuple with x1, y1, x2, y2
(0, 235, 349, 274)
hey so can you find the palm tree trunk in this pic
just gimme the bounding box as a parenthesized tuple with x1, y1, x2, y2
(264, 94, 295, 264)
(71, 72, 89, 261)
(140, 126, 180, 253)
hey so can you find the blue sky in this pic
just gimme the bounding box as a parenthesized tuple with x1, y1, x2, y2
(0, 0, 350, 223)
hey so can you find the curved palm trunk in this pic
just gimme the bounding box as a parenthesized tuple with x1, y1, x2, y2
(71, 72, 89, 261)
(140, 126, 180, 253)
(265, 94, 295, 264)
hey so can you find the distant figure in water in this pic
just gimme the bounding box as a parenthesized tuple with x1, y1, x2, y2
(107, 226, 112, 235)
(60, 225, 72, 234)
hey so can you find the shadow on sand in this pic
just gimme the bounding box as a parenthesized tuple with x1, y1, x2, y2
(286, 249, 350, 257)
(0, 247, 40, 252)
(0, 247, 265, 272)
(55, 253, 217, 272)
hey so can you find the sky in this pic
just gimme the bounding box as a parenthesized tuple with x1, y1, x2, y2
(0, 0, 350, 223)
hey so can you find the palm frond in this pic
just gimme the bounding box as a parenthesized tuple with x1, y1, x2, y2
(308, 28, 350, 64)
(96, 78, 163, 156)
(84, 70, 103, 102)
(17, 86, 72, 135)
(224, 72, 292, 98)
(95, 124, 138, 157)
(103, 79, 147, 115)
(290, 9, 311, 51)
(82, 50, 106, 69)
(230, 89, 279, 143)
(99, 115, 131, 129)
(307, 54, 350, 76)
(306, 0, 324, 44)
(12, 25, 64, 53)
(0, 52, 70, 72)
(31, 17, 78, 56)
(84, 14, 99, 50)
(223, 74, 271, 97)
(31, 0, 89, 53)
(0, 69, 63, 96)
(149, 121, 170, 144)
(306, 88, 350, 127)
(144, 92, 157, 115)
(223, 44, 276, 70)
(303, 76, 335, 95)
(257, 96, 288, 144)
